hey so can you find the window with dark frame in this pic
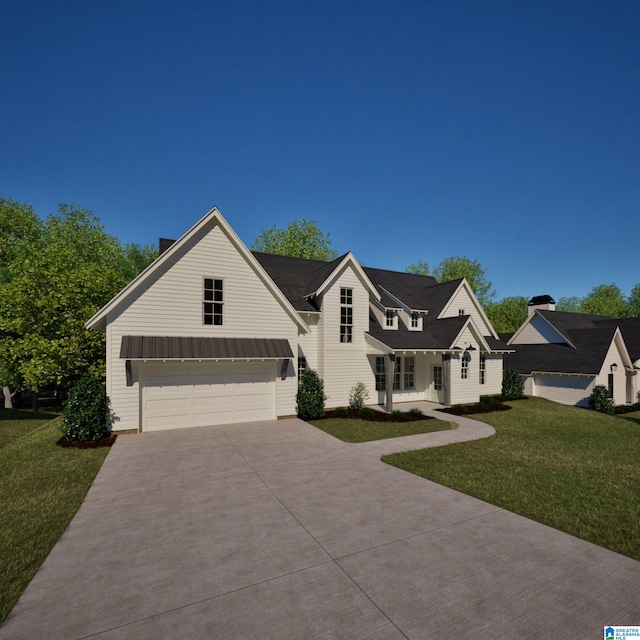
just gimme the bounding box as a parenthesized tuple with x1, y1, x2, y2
(298, 356, 307, 384)
(433, 365, 443, 391)
(479, 355, 486, 385)
(404, 356, 415, 390)
(340, 288, 353, 343)
(608, 373, 614, 398)
(411, 312, 419, 328)
(375, 356, 386, 391)
(461, 358, 468, 380)
(393, 357, 402, 390)
(203, 278, 223, 325)
(385, 310, 395, 327)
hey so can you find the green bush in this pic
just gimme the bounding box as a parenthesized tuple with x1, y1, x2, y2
(589, 385, 614, 414)
(61, 377, 113, 442)
(333, 407, 349, 417)
(349, 382, 369, 409)
(407, 408, 424, 417)
(296, 369, 327, 420)
(502, 369, 524, 399)
(359, 407, 375, 419)
(390, 410, 404, 421)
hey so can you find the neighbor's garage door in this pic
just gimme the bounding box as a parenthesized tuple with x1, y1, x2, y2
(534, 374, 592, 407)
(141, 361, 276, 431)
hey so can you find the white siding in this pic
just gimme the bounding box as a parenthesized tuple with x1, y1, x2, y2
(532, 374, 595, 407)
(442, 285, 493, 336)
(482, 354, 503, 395)
(449, 327, 481, 405)
(512, 314, 566, 345)
(321, 266, 375, 408)
(106, 221, 299, 431)
(298, 313, 320, 372)
(594, 336, 627, 406)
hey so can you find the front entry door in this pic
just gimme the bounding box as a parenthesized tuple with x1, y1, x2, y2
(431, 365, 445, 403)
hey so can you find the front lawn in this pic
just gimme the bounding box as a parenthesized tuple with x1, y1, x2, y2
(0, 410, 110, 626)
(382, 397, 640, 560)
(309, 416, 455, 443)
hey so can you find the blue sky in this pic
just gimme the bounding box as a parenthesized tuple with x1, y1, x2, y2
(1, 0, 638, 301)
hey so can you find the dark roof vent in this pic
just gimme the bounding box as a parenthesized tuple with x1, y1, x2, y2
(528, 295, 555, 306)
(159, 238, 176, 255)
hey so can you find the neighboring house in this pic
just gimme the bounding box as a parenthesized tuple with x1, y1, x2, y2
(504, 295, 640, 407)
(87, 208, 511, 432)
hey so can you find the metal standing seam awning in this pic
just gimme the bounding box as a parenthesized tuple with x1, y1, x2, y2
(120, 336, 294, 360)
(120, 336, 294, 385)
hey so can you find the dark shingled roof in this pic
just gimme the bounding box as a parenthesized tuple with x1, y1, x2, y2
(367, 314, 468, 351)
(362, 266, 438, 309)
(508, 309, 640, 375)
(120, 336, 294, 360)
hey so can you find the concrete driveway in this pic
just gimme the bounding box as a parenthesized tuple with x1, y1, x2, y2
(1, 417, 638, 639)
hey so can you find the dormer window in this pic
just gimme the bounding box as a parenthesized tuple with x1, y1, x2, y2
(203, 278, 223, 325)
(411, 312, 419, 328)
(385, 310, 395, 327)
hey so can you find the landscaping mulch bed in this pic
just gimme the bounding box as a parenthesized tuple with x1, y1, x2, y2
(56, 434, 117, 449)
(322, 408, 433, 422)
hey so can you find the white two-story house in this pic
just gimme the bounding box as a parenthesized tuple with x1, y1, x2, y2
(87, 208, 512, 432)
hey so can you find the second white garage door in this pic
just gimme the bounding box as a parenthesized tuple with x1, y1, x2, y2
(141, 361, 276, 431)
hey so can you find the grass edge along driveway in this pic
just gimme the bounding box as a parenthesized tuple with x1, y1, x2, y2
(383, 397, 640, 561)
(0, 410, 110, 626)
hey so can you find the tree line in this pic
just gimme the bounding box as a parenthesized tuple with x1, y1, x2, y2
(0, 197, 157, 408)
(2, 207, 637, 408)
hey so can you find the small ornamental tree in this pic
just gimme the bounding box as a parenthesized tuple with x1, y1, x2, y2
(588, 385, 614, 415)
(61, 376, 114, 441)
(502, 369, 524, 399)
(349, 382, 369, 409)
(296, 369, 327, 420)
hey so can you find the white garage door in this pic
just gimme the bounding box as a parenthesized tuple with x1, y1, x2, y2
(141, 361, 276, 431)
(534, 375, 593, 407)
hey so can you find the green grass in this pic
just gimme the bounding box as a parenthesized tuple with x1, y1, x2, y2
(0, 410, 110, 625)
(309, 417, 455, 443)
(382, 397, 640, 560)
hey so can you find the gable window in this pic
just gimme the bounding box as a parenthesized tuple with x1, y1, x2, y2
(458, 309, 465, 316)
(203, 278, 223, 325)
(375, 356, 386, 391)
(340, 288, 353, 343)
(461, 358, 468, 380)
(479, 355, 486, 385)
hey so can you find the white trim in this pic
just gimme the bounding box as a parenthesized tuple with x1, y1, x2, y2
(86, 207, 309, 334)
(508, 309, 575, 348)
(438, 279, 499, 339)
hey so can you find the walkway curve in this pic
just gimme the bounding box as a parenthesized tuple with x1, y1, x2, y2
(354, 401, 496, 457)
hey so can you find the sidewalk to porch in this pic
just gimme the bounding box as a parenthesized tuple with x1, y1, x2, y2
(355, 400, 496, 457)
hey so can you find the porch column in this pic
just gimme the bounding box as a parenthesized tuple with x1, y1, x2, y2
(384, 353, 395, 412)
(442, 354, 451, 406)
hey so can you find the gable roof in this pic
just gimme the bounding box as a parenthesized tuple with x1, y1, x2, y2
(505, 309, 640, 375)
(362, 267, 438, 310)
(86, 207, 309, 333)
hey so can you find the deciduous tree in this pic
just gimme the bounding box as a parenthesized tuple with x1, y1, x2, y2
(580, 284, 626, 317)
(252, 219, 338, 261)
(485, 296, 529, 334)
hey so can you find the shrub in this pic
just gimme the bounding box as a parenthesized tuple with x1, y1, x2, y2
(481, 395, 503, 409)
(502, 369, 524, 399)
(390, 410, 404, 421)
(349, 382, 369, 410)
(589, 385, 614, 414)
(296, 369, 327, 420)
(359, 407, 375, 419)
(333, 406, 349, 417)
(407, 408, 424, 417)
(61, 377, 114, 442)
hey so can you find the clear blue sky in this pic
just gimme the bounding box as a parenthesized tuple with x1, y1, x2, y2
(1, 0, 638, 301)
